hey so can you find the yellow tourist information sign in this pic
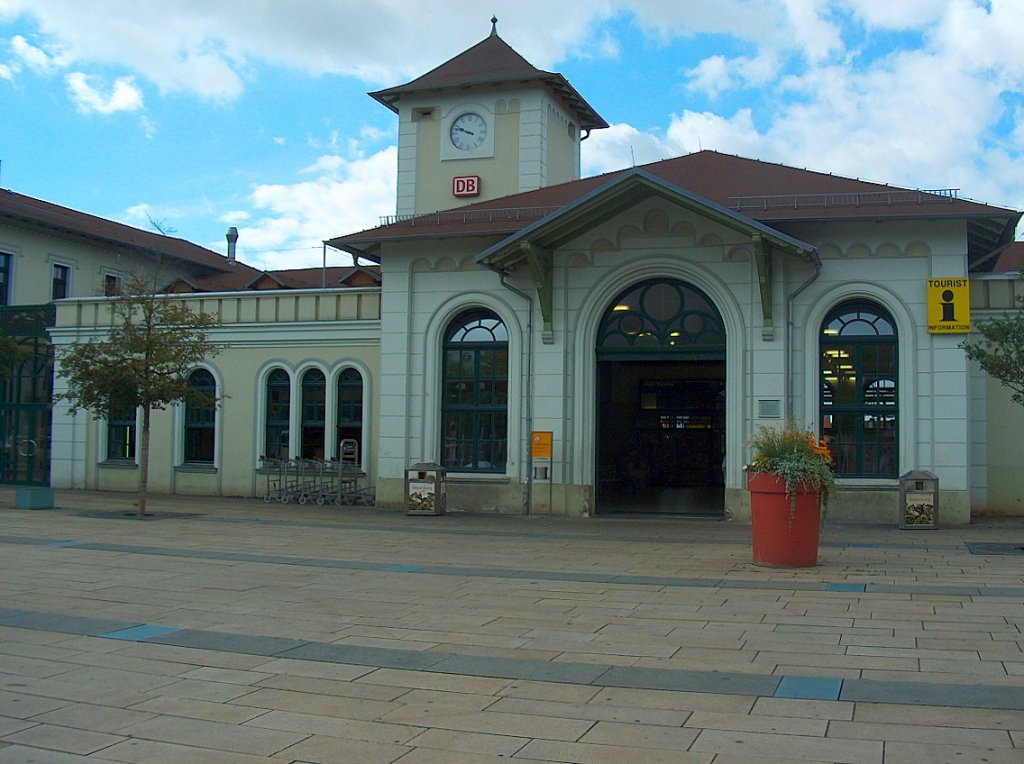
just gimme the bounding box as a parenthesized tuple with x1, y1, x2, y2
(926, 278, 970, 333)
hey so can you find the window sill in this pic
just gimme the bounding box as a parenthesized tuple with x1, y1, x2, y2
(99, 460, 137, 469)
(176, 463, 217, 474)
(835, 478, 899, 490)
(446, 473, 510, 484)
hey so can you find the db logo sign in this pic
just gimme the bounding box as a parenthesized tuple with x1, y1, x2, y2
(453, 175, 481, 197)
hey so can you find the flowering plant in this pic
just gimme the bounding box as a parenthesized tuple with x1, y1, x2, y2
(746, 422, 835, 505)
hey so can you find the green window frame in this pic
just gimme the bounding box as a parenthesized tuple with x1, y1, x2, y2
(336, 367, 363, 462)
(264, 368, 290, 460)
(820, 299, 898, 478)
(184, 369, 216, 463)
(106, 404, 136, 462)
(0, 253, 10, 306)
(52, 264, 71, 301)
(597, 278, 725, 359)
(300, 368, 326, 459)
(442, 309, 508, 473)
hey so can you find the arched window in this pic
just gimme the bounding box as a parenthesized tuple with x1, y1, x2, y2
(442, 309, 508, 472)
(300, 369, 326, 459)
(820, 300, 898, 477)
(184, 369, 216, 464)
(597, 278, 725, 358)
(264, 368, 290, 460)
(336, 368, 363, 464)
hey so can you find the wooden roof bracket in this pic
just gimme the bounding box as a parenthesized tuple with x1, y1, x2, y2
(523, 241, 554, 344)
(753, 233, 775, 341)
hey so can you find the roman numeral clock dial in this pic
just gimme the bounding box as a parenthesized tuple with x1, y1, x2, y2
(450, 112, 487, 151)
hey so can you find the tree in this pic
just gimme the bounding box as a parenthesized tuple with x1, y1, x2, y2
(961, 298, 1024, 407)
(56, 280, 222, 517)
(0, 336, 30, 375)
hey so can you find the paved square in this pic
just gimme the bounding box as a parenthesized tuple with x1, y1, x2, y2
(0, 488, 1022, 762)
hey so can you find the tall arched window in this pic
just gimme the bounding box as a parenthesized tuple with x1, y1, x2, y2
(336, 368, 363, 463)
(184, 369, 216, 464)
(301, 369, 326, 459)
(820, 300, 898, 477)
(442, 309, 508, 472)
(264, 368, 290, 460)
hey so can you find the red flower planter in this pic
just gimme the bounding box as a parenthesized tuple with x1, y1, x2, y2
(747, 471, 822, 567)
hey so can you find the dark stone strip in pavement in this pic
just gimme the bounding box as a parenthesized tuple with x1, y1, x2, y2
(596, 665, 781, 696)
(429, 654, 610, 685)
(0, 607, 1016, 711)
(142, 628, 310, 657)
(277, 642, 448, 671)
(841, 678, 1024, 710)
(3, 532, 1022, 599)
(0, 611, 137, 636)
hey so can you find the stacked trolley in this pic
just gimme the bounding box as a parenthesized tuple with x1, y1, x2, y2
(260, 440, 373, 505)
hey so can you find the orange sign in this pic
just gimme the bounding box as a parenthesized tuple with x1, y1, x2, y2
(531, 431, 552, 459)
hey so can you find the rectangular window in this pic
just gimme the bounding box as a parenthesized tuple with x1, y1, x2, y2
(0, 253, 10, 306)
(52, 264, 71, 301)
(104, 273, 122, 296)
(106, 405, 137, 462)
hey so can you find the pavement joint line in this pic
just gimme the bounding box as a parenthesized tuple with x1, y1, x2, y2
(36, 505, 972, 550)
(3, 531, 1022, 598)
(1, 606, 1019, 710)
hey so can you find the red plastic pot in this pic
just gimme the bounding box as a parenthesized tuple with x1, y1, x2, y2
(747, 471, 822, 567)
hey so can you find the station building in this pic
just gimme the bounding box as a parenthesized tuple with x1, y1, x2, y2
(48, 27, 1024, 523)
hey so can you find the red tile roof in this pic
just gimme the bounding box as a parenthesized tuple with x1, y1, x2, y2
(0, 188, 232, 273)
(369, 31, 607, 131)
(328, 151, 1020, 269)
(990, 241, 1024, 272)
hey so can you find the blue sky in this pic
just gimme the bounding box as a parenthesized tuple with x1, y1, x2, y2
(1, 1, 1022, 270)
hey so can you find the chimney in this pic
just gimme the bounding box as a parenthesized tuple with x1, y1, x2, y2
(225, 226, 239, 264)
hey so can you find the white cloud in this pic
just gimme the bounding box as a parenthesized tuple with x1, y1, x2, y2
(582, 123, 676, 175)
(233, 147, 397, 270)
(65, 71, 143, 114)
(687, 56, 734, 99)
(0, 0, 624, 100)
(220, 210, 251, 225)
(10, 33, 62, 73)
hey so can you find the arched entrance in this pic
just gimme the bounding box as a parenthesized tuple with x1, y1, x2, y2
(595, 278, 726, 515)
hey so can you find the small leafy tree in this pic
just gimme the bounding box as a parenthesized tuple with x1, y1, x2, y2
(961, 297, 1024, 407)
(56, 279, 222, 517)
(0, 336, 30, 375)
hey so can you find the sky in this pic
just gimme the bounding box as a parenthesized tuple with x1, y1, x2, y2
(1, 0, 1022, 271)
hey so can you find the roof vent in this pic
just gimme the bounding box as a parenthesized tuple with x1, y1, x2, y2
(226, 226, 238, 264)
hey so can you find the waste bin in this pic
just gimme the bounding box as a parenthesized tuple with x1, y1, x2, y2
(899, 470, 938, 529)
(406, 462, 446, 515)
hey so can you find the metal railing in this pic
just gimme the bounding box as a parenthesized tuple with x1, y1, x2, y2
(380, 205, 562, 227)
(729, 189, 961, 212)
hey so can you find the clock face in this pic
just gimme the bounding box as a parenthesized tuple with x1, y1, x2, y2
(450, 112, 487, 151)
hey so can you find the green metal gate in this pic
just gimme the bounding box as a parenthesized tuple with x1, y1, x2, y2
(0, 306, 55, 486)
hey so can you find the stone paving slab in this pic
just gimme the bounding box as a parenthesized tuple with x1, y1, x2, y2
(0, 490, 1022, 762)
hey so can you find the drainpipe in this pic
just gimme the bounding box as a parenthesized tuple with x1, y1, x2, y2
(786, 250, 822, 417)
(488, 265, 534, 515)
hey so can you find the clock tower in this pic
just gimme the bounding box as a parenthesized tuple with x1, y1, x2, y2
(370, 19, 607, 217)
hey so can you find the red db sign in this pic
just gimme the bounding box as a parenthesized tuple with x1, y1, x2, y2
(453, 175, 481, 197)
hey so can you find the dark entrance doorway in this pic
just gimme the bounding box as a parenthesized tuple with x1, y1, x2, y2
(595, 279, 726, 516)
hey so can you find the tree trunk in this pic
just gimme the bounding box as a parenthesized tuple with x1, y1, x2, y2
(137, 404, 151, 518)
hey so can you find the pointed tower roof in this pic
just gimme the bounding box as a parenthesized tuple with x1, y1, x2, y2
(369, 22, 608, 131)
